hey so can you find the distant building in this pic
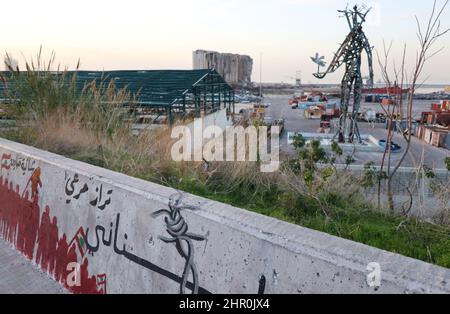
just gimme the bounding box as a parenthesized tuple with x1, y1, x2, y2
(193, 50, 253, 86)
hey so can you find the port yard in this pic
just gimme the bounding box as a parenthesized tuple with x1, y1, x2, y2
(260, 95, 450, 169)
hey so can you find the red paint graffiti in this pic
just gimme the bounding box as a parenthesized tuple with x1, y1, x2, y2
(0, 154, 12, 174)
(0, 170, 106, 294)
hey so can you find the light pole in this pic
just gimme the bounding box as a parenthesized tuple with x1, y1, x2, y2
(259, 52, 263, 99)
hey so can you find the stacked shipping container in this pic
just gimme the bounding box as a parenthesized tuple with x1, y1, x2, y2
(416, 100, 450, 149)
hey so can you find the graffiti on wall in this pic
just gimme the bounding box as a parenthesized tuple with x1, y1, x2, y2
(0, 153, 11, 173)
(1, 153, 37, 175)
(1, 152, 268, 294)
(85, 210, 212, 294)
(151, 193, 267, 294)
(65, 173, 113, 210)
(0, 156, 106, 294)
(68, 227, 108, 294)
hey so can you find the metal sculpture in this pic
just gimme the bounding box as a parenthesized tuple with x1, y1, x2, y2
(312, 5, 374, 143)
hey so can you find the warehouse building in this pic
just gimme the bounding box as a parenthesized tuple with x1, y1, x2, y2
(1, 69, 235, 124)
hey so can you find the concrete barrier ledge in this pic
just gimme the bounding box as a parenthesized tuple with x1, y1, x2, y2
(0, 138, 449, 294)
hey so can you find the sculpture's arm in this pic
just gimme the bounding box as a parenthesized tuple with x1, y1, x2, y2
(313, 34, 352, 79)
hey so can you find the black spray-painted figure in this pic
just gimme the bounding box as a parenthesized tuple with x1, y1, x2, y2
(152, 194, 207, 294)
(313, 5, 374, 143)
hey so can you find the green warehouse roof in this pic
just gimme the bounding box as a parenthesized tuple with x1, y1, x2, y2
(74, 69, 233, 107)
(0, 69, 234, 108)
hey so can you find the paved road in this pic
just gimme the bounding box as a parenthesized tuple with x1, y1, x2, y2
(265, 95, 449, 169)
(0, 238, 66, 294)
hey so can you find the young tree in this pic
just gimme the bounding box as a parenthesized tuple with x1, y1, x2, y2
(376, 0, 449, 213)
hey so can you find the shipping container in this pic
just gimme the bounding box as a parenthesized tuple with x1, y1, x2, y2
(436, 113, 450, 127)
(445, 101, 450, 111)
(431, 131, 446, 147)
(427, 113, 435, 125)
(424, 128, 433, 144)
(421, 112, 432, 124)
(416, 125, 423, 140)
(431, 103, 441, 111)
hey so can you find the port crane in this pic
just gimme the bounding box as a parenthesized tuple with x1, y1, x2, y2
(311, 5, 374, 143)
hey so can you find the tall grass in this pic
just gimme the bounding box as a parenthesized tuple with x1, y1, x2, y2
(3, 49, 133, 145)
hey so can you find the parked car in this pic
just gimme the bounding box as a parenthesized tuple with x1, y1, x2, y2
(379, 140, 402, 152)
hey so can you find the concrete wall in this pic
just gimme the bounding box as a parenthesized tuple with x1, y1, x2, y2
(0, 138, 449, 294)
(193, 50, 253, 86)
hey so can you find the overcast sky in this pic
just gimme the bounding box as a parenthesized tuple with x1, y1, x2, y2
(3, 0, 450, 84)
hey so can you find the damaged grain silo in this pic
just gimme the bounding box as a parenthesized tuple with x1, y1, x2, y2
(193, 50, 253, 87)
